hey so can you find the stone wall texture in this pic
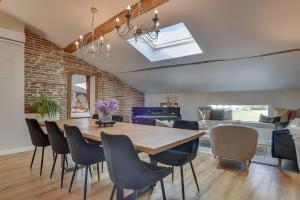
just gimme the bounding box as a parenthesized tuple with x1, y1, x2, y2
(25, 28, 144, 121)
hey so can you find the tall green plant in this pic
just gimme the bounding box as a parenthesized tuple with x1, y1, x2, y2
(33, 95, 61, 118)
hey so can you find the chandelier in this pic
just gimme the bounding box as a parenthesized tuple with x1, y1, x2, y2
(75, 7, 111, 57)
(115, 1, 160, 43)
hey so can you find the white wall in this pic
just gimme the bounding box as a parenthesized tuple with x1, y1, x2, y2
(145, 89, 300, 121)
(0, 10, 24, 33)
(0, 12, 31, 155)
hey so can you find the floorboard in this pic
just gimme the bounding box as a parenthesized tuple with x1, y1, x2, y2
(0, 147, 300, 200)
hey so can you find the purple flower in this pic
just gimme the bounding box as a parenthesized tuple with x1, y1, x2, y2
(94, 99, 119, 114)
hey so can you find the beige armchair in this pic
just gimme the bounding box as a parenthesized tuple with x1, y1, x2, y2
(210, 125, 258, 171)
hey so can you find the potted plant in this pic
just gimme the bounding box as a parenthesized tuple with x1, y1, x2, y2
(33, 94, 61, 121)
(94, 99, 119, 122)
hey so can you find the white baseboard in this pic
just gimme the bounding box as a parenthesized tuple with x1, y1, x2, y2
(0, 146, 35, 156)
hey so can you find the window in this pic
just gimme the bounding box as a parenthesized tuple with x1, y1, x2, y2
(210, 105, 269, 121)
(128, 23, 202, 62)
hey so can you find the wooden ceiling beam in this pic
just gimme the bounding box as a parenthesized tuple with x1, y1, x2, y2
(64, 0, 170, 53)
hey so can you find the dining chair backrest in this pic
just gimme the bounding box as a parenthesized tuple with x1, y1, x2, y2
(173, 120, 199, 130)
(132, 117, 156, 126)
(101, 132, 151, 189)
(25, 118, 49, 147)
(112, 115, 123, 122)
(45, 121, 69, 154)
(92, 114, 98, 119)
(172, 120, 200, 153)
(64, 125, 90, 164)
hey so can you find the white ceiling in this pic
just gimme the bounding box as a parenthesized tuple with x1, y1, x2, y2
(0, 0, 136, 47)
(1, 0, 300, 93)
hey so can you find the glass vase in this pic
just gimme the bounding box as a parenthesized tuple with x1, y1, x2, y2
(100, 112, 112, 122)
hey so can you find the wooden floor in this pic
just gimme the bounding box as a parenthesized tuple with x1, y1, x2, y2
(1, 147, 300, 200)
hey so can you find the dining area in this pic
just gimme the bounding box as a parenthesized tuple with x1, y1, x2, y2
(25, 117, 204, 200)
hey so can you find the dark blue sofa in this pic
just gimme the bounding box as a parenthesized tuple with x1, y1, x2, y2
(271, 122, 297, 168)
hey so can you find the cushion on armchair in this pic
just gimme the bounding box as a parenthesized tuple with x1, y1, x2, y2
(210, 109, 225, 120)
(259, 114, 281, 124)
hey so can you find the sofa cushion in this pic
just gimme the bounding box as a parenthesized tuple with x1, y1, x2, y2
(224, 110, 233, 120)
(274, 107, 290, 122)
(295, 109, 300, 118)
(289, 110, 297, 121)
(259, 114, 273, 123)
(210, 109, 225, 120)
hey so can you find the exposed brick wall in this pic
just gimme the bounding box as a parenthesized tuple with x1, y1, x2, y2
(25, 28, 144, 121)
(97, 73, 145, 122)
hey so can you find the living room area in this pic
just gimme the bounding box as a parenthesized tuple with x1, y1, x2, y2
(145, 90, 300, 168)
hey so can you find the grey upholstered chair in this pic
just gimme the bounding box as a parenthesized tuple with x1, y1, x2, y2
(209, 125, 258, 171)
(25, 118, 51, 176)
(64, 125, 105, 200)
(45, 121, 70, 188)
(149, 120, 200, 200)
(101, 132, 172, 200)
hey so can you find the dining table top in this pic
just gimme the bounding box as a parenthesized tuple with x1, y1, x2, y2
(41, 118, 205, 155)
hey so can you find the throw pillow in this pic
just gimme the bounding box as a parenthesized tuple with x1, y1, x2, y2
(289, 110, 297, 121)
(224, 110, 233, 120)
(210, 109, 225, 120)
(296, 109, 300, 118)
(259, 114, 273, 123)
(274, 107, 290, 122)
(272, 116, 281, 123)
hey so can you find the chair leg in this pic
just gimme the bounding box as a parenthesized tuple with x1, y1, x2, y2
(88, 165, 92, 178)
(132, 190, 138, 200)
(160, 179, 167, 200)
(217, 158, 222, 169)
(69, 164, 78, 193)
(40, 147, 45, 176)
(116, 187, 124, 200)
(83, 166, 89, 200)
(243, 160, 248, 171)
(50, 153, 58, 178)
(30, 146, 37, 170)
(65, 156, 69, 167)
(61, 155, 65, 188)
(190, 161, 200, 191)
(96, 163, 100, 181)
(109, 185, 116, 200)
(101, 161, 104, 172)
(180, 166, 185, 200)
(278, 158, 282, 169)
(172, 166, 174, 182)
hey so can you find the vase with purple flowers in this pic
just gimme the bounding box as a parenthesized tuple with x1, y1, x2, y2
(94, 99, 119, 123)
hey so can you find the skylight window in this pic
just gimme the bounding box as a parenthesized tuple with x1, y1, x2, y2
(128, 23, 202, 62)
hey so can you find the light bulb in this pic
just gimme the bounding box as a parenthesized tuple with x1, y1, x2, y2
(155, 9, 158, 14)
(127, 5, 131, 10)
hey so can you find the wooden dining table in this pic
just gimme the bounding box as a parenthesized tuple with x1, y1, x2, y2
(44, 118, 205, 155)
(41, 118, 204, 200)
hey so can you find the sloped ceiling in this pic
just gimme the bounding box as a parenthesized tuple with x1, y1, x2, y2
(1, 0, 300, 92)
